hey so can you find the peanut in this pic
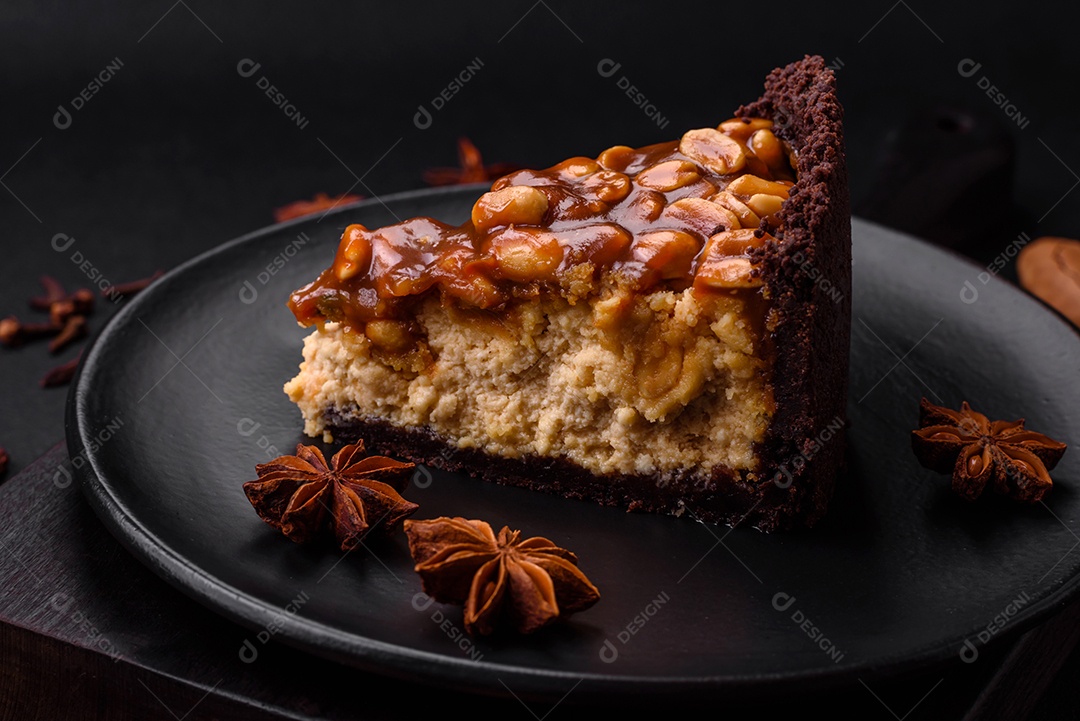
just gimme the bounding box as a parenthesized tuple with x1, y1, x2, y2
(718, 117, 773, 141)
(364, 319, 414, 352)
(552, 157, 601, 178)
(679, 128, 747, 175)
(632, 230, 702, 280)
(711, 191, 761, 228)
(725, 174, 791, 199)
(746, 193, 785, 219)
(704, 228, 767, 257)
(489, 227, 564, 281)
(695, 256, 763, 290)
(636, 160, 702, 191)
(663, 197, 739, 236)
(334, 224, 372, 281)
(580, 170, 631, 203)
(436, 251, 505, 308)
(786, 144, 799, 173)
(749, 129, 784, 171)
(557, 224, 632, 268)
(597, 145, 636, 172)
(444, 273, 504, 309)
(472, 186, 549, 233)
(623, 189, 667, 224)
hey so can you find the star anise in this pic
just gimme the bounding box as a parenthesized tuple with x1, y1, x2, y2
(421, 137, 521, 186)
(911, 398, 1067, 502)
(243, 441, 418, 551)
(404, 517, 600, 636)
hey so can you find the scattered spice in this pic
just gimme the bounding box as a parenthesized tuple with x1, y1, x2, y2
(48, 288, 95, 325)
(48, 315, 87, 354)
(28, 275, 67, 311)
(422, 137, 521, 186)
(27, 276, 94, 323)
(404, 516, 600, 636)
(0, 316, 59, 348)
(4, 276, 94, 350)
(41, 352, 81, 388)
(911, 398, 1067, 503)
(274, 192, 365, 223)
(5, 271, 162, 388)
(0, 447, 8, 479)
(102, 271, 163, 302)
(243, 441, 418, 551)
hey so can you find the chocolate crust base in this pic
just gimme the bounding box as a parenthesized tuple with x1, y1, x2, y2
(323, 55, 850, 531)
(329, 413, 803, 531)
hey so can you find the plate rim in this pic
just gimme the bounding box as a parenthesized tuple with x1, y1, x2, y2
(67, 187, 1080, 701)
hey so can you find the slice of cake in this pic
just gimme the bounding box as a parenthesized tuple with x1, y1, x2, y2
(284, 55, 850, 530)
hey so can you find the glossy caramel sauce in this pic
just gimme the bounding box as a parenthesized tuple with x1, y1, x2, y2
(289, 118, 795, 338)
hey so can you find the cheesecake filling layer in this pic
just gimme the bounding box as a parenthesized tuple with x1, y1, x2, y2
(285, 287, 771, 478)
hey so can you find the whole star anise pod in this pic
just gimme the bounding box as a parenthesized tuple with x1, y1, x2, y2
(404, 517, 600, 636)
(911, 398, 1067, 503)
(243, 442, 419, 551)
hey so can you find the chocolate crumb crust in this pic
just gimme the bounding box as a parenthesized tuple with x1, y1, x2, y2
(737, 53, 852, 528)
(324, 55, 850, 531)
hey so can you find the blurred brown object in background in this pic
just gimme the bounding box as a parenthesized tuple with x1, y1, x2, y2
(274, 192, 364, 223)
(422, 137, 520, 186)
(1018, 237, 1080, 327)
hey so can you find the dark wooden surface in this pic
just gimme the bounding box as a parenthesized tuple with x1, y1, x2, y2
(1, 443, 1079, 720)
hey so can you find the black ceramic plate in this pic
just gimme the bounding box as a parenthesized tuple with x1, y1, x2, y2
(70, 186, 1080, 703)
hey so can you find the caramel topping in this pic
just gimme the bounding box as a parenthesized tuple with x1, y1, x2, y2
(289, 118, 796, 332)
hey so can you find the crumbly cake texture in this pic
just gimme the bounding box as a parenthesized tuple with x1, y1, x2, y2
(285, 55, 850, 530)
(287, 288, 770, 478)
